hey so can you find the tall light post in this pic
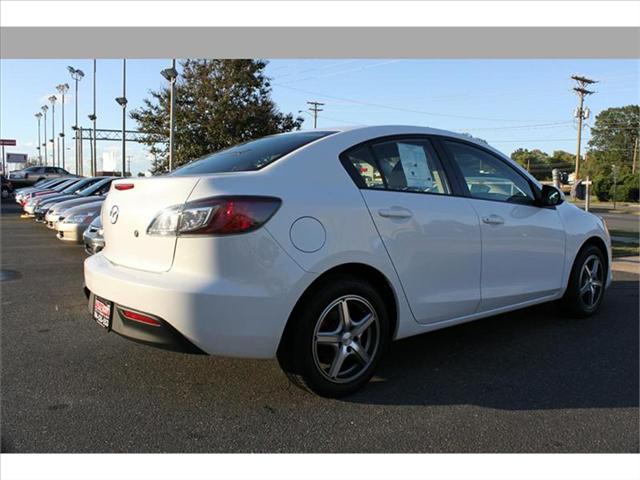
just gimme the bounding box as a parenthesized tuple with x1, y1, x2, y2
(87, 59, 97, 176)
(161, 59, 178, 171)
(48, 95, 57, 167)
(115, 59, 128, 177)
(41, 105, 49, 165)
(67, 66, 85, 174)
(34, 112, 43, 164)
(56, 83, 69, 170)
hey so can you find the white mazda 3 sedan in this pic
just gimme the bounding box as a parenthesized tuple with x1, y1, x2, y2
(84, 126, 612, 397)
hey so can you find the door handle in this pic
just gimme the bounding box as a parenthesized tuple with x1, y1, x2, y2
(378, 207, 413, 219)
(482, 214, 505, 225)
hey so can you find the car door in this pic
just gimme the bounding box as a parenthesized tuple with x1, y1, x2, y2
(441, 139, 566, 312)
(341, 137, 482, 325)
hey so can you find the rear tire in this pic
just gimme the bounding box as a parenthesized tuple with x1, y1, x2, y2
(559, 244, 606, 318)
(278, 274, 390, 398)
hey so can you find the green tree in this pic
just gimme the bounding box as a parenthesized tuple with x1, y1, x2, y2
(585, 105, 639, 177)
(131, 59, 304, 173)
(584, 105, 639, 201)
(510, 148, 549, 180)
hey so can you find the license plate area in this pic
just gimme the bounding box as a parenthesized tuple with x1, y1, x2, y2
(93, 296, 113, 330)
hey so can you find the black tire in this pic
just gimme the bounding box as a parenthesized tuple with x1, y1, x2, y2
(278, 274, 390, 398)
(559, 244, 607, 318)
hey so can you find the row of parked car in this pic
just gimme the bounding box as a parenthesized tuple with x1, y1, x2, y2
(14, 175, 118, 254)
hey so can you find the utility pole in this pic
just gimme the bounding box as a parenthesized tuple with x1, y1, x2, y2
(115, 59, 128, 177)
(56, 84, 69, 170)
(633, 136, 638, 174)
(571, 75, 596, 183)
(88, 59, 98, 176)
(48, 95, 57, 167)
(68, 66, 85, 174)
(41, 105, 48, 166)
(161, 59, 178, 171)
(307, 101, 324, 128)
(611, 163, 619, 209)
(35, 112, 43, 164)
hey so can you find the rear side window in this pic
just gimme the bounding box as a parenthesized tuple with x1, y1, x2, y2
(171, 131, 335, 176)
(343, 138, 450, 195)
(343, 146, 385, 189)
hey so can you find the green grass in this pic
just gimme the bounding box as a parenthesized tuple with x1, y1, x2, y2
(612, 243, 640, 258)
(609, 229, 639, 239)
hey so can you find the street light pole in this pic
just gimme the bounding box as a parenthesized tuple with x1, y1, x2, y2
(115, 59, 128, 177)
(41, 105, 48, 166)
(56, 83, 69, 170)
(161, 59, 179, 171)
(48, 95, 57, 167)
(35, 112, 43, 165)
(68, 66, 85, 174)
(89, 59, 97, 176)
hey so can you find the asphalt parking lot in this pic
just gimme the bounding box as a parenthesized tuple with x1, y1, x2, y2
(1, 199, 638, 453)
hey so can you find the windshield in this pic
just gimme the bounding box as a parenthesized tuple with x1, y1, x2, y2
(171, 131, 335, 176)
(79, 177, 115, 196)
(61, 179, 90, 194)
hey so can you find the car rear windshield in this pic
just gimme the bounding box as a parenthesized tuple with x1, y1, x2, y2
(170, 131, 336, 176)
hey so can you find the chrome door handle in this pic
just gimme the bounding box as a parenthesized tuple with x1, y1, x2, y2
(482, 214, 505, 225)
(378, 207, 413, 219)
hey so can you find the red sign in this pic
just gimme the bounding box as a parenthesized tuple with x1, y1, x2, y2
(0, 139, 17, 146)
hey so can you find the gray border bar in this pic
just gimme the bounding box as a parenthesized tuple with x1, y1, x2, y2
(1, 27, 639, 58)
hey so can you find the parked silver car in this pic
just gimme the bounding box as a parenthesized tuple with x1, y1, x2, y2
(9, 166, 73, 186)
(56, 202, 103, 243)
(44, 177, 118, 228)
(83, 215, 104, 255)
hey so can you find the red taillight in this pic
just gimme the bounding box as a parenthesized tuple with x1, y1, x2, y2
(120, 309, 161, 327)
(115, 183, 134, 191)
(194, 196, 281, 235)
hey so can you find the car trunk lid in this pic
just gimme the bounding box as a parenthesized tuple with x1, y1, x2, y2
(101, 177, 201, 272)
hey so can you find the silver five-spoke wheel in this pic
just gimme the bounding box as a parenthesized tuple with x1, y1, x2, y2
(312, 295, 380, 384)
(579, 254, 603, 309)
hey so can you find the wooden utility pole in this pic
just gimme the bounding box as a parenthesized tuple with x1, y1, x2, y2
(571, 75, 597, 182)
(307, 101, 324, 128)
(633, 136, 638, 174)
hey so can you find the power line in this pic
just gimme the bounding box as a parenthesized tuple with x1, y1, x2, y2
(274, 83, 569, 124)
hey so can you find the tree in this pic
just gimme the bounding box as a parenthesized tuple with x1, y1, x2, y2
(510, 148, 549, 179)
(584, 105, 639, 201)
(131, 59, 304, 173)
(585, 105, 639, 177)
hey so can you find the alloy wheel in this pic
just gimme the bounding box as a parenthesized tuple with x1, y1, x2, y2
(579, 254, 604, 309)
(312, 295, 380, 384)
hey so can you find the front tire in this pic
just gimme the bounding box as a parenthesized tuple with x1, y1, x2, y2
(278, 275, 390, 398)
(560, 244, 606, 318)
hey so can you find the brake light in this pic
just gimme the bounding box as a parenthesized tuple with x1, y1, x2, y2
(115, 183, 134, 191)
(120, 309, 161, 327)
(147, 196, 281, 236)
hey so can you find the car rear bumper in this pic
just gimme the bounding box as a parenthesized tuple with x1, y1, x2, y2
(85, 291, 206, 354)
(83, 235, 313, 359)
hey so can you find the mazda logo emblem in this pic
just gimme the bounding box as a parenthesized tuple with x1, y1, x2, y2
(109, 205, 119, 224)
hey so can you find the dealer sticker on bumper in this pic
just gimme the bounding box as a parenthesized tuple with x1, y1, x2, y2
(93, 296, 112, 329)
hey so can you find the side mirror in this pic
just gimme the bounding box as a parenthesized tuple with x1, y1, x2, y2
(540, 184, 564, 207)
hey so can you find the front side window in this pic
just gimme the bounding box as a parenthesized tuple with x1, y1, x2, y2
(370, 139, 450, 194)
(445, 141, 535, 204)
(45, 167, 57, 174)
(171, 131, 335, 176)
